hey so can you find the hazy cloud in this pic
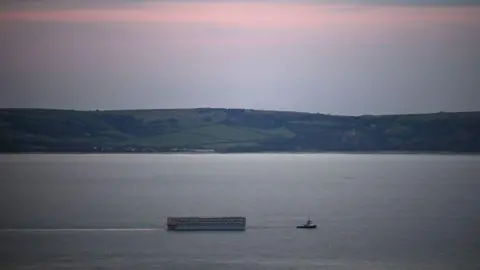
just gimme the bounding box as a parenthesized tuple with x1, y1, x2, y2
(1, 0, 480, 11)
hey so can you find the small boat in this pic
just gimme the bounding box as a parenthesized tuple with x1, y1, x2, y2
(296, 216, 317, 229)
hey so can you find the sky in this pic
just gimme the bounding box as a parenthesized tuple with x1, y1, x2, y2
(0, 0, 479, 115)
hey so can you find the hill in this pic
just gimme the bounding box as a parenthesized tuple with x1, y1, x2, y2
(1, 108, 480, 153)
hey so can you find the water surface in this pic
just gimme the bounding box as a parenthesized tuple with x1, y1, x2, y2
(0, 154, 479, 269)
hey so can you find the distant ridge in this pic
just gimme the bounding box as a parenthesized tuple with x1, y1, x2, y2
(1, 108, 479, 153)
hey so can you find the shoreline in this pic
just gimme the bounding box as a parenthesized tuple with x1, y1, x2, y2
(1, 151, 479, 156)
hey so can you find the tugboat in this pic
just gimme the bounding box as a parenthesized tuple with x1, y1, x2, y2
(296, 216, 317, 229)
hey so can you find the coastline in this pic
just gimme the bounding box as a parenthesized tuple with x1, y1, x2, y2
(2, 108, 479, 156)
(1, 151, 479, 156)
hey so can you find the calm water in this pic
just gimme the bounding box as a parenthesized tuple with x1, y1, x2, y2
(0, 153, 479, 269)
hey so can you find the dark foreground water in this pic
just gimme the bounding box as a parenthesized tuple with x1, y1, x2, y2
(0, 154, 479, 269)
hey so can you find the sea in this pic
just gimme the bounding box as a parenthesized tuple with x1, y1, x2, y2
(0, 153, 479, 270)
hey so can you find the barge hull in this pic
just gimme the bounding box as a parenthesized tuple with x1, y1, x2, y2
(166, 216, 246, 231)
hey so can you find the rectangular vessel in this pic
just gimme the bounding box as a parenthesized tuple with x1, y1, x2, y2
(166, 216, 246, 231)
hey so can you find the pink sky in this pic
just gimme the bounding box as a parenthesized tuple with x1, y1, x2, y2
(0, 3, 479, 29)
(1, 2, 479, 114)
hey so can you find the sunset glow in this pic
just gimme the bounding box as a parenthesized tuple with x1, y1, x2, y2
(1, 1, 479, 114)
(1, 3, 479, 29)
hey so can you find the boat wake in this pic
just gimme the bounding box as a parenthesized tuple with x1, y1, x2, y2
(1, 225, 304, 233)
(0, 228, 159, 233)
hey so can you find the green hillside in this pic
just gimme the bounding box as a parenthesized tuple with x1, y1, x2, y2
(1, 108, 480, 153)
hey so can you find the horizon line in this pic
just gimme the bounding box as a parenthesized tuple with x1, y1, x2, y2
(1, 107, 478, 117)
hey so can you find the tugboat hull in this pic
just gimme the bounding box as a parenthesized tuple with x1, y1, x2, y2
(297, 215, 317, 229)
(296, 225, 317, 229)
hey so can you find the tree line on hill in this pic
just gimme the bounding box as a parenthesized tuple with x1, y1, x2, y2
(1, 108, 479, 153)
